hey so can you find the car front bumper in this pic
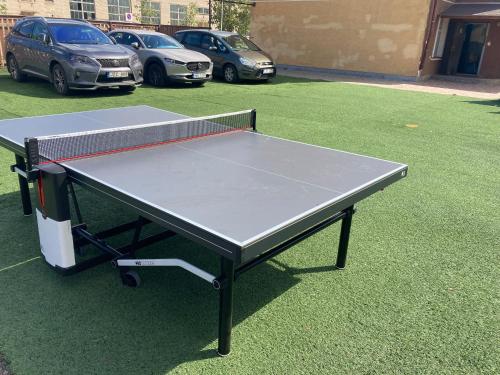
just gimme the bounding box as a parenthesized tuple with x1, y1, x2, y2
(238, 65, 276, 80)
(165, 62, 213, 83)
(63, 62, 143, 90)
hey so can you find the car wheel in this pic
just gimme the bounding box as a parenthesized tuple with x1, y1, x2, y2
(191, 82, 205, 87)
(147, 63, 166, 87)
(119, 85, 136, 92)
(223, 64, 239, 83)
(52, 64, 70, 95)
(7, 55, 26, 82)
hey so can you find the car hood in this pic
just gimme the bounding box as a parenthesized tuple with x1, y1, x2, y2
(60, 43, 133, 58)
(235, 50, 273, 63)
(150, 48, 211, 63)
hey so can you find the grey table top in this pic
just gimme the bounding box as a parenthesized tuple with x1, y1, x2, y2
(0, 105, 407, 259)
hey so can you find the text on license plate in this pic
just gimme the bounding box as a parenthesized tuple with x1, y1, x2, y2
(263, 68, 274, 74)
(107, 71, 129, 78)
(193, 73, 205, 79)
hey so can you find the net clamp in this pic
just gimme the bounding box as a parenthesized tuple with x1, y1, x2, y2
(10, 164, 40, 181)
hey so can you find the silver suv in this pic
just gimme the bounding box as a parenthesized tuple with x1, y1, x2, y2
(109, 29, 212, 87)
(6, 17, 143, 95)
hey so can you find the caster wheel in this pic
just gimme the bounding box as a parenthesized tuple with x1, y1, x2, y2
(121, 270, 141, 287)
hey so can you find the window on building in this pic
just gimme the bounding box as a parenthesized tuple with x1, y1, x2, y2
(108, 0, 131, 21)
(197, 7, 209, 15)
(69, 0, 96, 20)
(141, 1, 161, 24)
(432, 17, 450, 59)
(170, 4, 186, 26)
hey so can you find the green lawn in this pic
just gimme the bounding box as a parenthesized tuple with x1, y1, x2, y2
(0, 71, 498, 375)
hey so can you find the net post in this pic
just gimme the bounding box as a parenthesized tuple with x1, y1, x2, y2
(24, 137, 39, 172)
(250, 109, 257, 132)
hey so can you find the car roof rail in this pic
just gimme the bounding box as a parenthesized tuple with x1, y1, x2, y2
(20, 16, 46, 21)
(44, 17, 92, 24)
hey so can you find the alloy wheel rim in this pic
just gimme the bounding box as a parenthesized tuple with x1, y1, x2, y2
(225, 68, 234, 82)
(54, 69, 65, 92)
(151, 69, 161, 86)
(9, 59, 18, 79)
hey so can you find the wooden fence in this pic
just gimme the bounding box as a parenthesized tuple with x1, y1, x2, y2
(0, 15, 205, 67)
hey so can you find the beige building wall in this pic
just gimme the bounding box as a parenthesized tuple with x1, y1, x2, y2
(5, 0, 70, 17)
(3, 0, 209, 25)
(250, 0, 432, 77)
(95, 0, 109, 20)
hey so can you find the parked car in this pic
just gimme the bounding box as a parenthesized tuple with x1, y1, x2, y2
(5, 17, 143, 95)
(109, 29, 212, 87)
(174, 30, 276, 83)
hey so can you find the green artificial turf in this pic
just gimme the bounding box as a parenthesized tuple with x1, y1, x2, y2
(0, 72, 498, 375)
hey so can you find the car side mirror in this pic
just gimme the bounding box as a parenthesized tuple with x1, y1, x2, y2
(131, 42, 140, 49)
(41, 33, 50, 44)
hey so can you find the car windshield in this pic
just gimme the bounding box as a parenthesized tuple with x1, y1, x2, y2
(222, 35, 260, 51)
(140, 34, 183, 49)
(49, 24, 112, 45)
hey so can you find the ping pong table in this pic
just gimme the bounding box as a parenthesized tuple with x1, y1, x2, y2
(0, 105, 407, 356)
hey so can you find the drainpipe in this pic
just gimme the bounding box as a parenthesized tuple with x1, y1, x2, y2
(418, 0, 438, 80)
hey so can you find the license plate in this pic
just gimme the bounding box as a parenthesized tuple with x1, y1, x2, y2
(107, 71, 129, 78)
(263, 68, 274, 74)
(193, 73, 205, 79)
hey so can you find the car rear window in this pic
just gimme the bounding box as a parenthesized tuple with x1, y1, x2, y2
(49, 24, 112, 45)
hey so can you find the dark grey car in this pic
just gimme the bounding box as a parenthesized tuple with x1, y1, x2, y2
(174, 30, 276, 83)
(5, 17, 143, 95)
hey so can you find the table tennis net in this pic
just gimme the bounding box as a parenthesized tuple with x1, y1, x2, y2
(26, 109, 255, 165)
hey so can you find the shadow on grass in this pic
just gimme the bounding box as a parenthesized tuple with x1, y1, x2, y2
(270, 258, 339, 275)
(0, 186, 302, 374)
(0, 74, 141, 100)
(0, 72, 325, 101)
(464, 99, 500, 114)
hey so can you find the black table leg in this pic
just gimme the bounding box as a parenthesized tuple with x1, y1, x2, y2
(218, 257, 235, 356)
(15, 155, 32, 216)
(336, 205, 354, 269)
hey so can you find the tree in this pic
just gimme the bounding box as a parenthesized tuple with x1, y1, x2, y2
(184, 2, 198, 27)
(212, 1, 251, 35)
(135, 0, 160, 24)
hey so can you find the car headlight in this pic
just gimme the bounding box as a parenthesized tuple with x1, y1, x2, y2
(164, 58, 184, 65)
(129, 54, 141, 67)
(69, 54, 99, 66)
(239, 57, 256, 68)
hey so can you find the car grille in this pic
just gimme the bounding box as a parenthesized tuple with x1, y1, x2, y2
(260, 61, 273, 66)
(186, 62, 210, 71)
(97, 58, 129, 68)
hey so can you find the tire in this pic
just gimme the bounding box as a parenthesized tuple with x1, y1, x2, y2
(119, 85, 136, 92)
(7, 55, 26, 82)
(147, 63, 166, 87)
(223, 64, 239, 83)
(191, 81, 205, 87)
(52, 64, 70, 95)
(121, 270, 141, 287)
